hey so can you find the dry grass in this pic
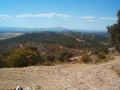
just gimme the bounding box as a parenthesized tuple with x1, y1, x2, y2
(93, 55, 115, 64)
(43, 61, 54, 66)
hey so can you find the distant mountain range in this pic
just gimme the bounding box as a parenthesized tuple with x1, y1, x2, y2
(0, 27, 109, 39)
(0, 27, 107, 32)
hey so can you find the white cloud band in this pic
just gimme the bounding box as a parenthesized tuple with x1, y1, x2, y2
(99, 17, 117, 20)
(81, 15, 95, 19)
(0, 15, 12, 21)
(16, 13, 71, 18)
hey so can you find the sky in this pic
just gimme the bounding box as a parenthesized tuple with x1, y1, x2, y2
(0, 0, 120, 31)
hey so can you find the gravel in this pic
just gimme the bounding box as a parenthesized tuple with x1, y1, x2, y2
(0, 56, 120, 90)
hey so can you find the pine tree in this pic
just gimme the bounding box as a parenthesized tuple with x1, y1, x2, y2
(107, 10, 120, 52)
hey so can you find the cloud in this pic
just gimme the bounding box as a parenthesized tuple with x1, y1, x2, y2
(16, 13, 71, 18)
(0, 15, 12, 21)
(88, 20, 99, 22)
(99, 17, 117, 20)
(81, 15, 95, 19)
(16, 14, 32, 18)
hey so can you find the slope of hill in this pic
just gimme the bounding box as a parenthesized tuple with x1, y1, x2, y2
(0, 31, 108, 53)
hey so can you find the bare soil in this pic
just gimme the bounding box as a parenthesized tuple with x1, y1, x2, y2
(0, 56, 120, 90)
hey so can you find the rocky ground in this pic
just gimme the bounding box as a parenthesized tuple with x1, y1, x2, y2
(0, 56, 120, 90)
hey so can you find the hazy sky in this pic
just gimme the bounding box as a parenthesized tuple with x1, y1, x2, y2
(0, 0, 120, 30)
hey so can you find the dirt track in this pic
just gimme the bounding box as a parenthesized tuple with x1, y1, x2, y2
(0, 56, 120, 90)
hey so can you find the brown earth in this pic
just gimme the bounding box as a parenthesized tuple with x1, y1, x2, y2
(0, 56, 120, 90)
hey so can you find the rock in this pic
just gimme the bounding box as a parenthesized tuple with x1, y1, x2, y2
(24, 86, 32, 90)
(16, 86, 23, 90)
(11, 87, 15, 90)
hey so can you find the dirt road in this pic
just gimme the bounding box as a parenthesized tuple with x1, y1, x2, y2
(0, 56, 120, 90)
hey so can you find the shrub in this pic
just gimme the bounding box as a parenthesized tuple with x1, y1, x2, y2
(44, 61, 54, 66)
(97, 52, 106, 59)
(58, 51, 73, 62)
(81, 54, 92, 63)
(0, 54, 6, 68)
(115, 44, 120, 52)
(8, 48, 39, 67)
(54, 60, 62, 64)
(46, 55, 55, 62)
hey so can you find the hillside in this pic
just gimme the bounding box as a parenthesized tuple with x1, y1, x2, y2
(0, 31, 108, 55)
(0, 31, 108, 46)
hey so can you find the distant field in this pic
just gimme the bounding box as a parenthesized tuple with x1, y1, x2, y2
(0, 33, 23, 40)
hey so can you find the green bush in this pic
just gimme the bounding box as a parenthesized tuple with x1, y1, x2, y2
(58, 51, 73, 62)
(97, 52, 106, 59)
(115, 44, 120, 52)
(81, 54, 92, 63)
(46, 55, 55, 62)
(8, 48, 39, 67)
(0, 54, 6, 68)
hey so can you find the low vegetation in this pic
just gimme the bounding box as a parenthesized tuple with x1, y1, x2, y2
(80, 51, 115, 64)
(0, 47, 74, 67)
(0, 54, 7, 68)
(58, 51, 73, 62)
(97, 52, 106, 59)
(46, 55, 55, 62)
(81, 54, 92, 63)
(43, 61, 54, 66)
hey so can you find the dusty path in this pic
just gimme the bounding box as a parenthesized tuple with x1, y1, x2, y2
(0, 56, 120, 90)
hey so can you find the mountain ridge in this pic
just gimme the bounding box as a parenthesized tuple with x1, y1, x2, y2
(0, 27, 107, 32)
(0, 31, 108, 48)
